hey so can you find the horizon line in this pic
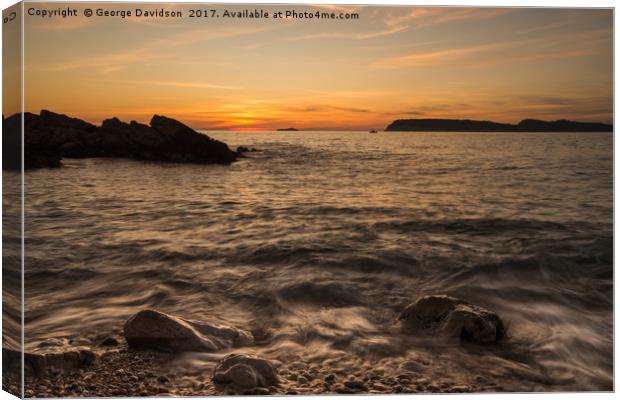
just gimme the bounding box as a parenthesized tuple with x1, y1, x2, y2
(10, 110, 614, 132)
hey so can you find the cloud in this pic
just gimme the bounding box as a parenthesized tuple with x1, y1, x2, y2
(118, 80, 244, 91)
(284, 9, 516, 46)
(373, 43, 504, 68)
(372, 35, 593, 70)
(387, 111, 424, 116)
(40, 26, 268, 74)
(288, 25, 408, 41)
(334, 106, 372, 113)
(385, 7, 514, 29)
(282, 104, 372, 114)
(313, 4, 361, 13)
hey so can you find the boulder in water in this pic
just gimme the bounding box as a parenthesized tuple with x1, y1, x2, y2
(213, 354, 279, 388)
(123, 309, 253, 352)
(396, 295, 505, 343)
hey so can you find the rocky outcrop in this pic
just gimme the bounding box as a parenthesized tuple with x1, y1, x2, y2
(396, 295, 505, 344)
(2, 113, 63, 170)
(385, 118, 613, 132)
(2, 110, 239, 170)
(123, 309, 253, 352)
(236, 146, 257, 153)
(213, 354, 279, 388)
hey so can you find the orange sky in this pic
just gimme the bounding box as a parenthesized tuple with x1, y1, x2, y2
(11, 4, 614, 130)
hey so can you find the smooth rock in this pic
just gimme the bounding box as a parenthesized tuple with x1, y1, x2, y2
(397, 295, 505, 343)
(213, 354, 279, 388)
(123, 309, 253, 352)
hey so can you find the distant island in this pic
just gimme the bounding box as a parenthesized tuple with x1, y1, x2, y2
(277, 128, 299, 131)
(385, 118, 613, 132)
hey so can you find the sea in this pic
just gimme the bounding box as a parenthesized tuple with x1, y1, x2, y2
(2, 130, 613, 390)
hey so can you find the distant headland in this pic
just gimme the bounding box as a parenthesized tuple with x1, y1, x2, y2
(276, 128, 299, 131)
(385, 118, 613, 132)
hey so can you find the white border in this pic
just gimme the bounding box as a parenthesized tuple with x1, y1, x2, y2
(0, 1, 615, 400)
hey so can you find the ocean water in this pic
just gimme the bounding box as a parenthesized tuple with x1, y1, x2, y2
(5, 131, 613, 390)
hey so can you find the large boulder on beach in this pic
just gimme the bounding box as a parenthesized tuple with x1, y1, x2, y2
(213, 354, 279, 388)
(123, 309, 253, 352)
(396, 295, 505, 343)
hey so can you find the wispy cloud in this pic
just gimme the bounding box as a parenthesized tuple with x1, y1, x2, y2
(119, 80, 243, 91)
(283, 104, 372, 113)
(372, 43, 504, 68)
(372, 34, 594, 70)
(40, 26, 267, 74)
(313, 4, 361, 13)
(385, 7, 514, 29)
(288, 25, 408, 41)
(285, 8, 515, 45)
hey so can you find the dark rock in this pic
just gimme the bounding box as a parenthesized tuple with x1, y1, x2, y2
(212, 354, 279, 389)
(344, 380, 365, 389)
(3, 110, 238, 170)
(397, 295, 505, 343)
(123, 309, 253, 352)
(149, 115, 237, 164)
(99, 337, 119, 347)
(3, 113, 63, 170)
(235, 146, 258, 154)
(39, 109, 97, 132)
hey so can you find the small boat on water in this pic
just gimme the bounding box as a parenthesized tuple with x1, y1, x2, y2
(369, 129, 378, 133)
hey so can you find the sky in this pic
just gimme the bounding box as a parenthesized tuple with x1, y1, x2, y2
(12, 4, 614, 130)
